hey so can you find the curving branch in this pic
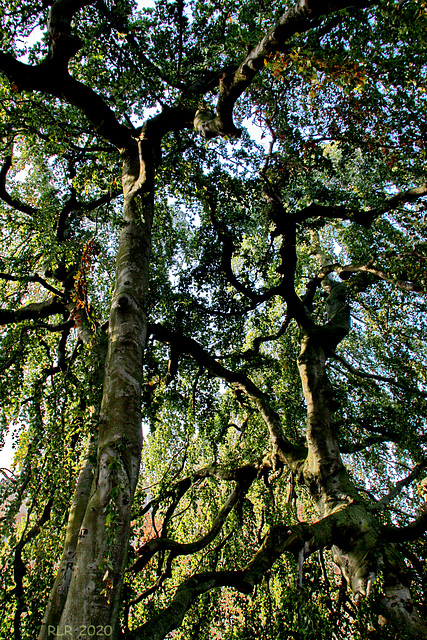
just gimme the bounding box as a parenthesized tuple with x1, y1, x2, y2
(0, 272, 65, 298)
(132, 470, 256, 578)
(0, 51, 132, 150)
(296, 232, 353, 515)
(339, 434, 393, 454)
(0, 327, 27, 373)
(149, 323, 307, 471)
(47, 0, 94, 66)
(0, 155, 38, 216)
(126, 570, 249, 640)
(293, 183, 427, 228)
(382, 505, 427, 542)
(368, 183, 427, 226)
(194, 0, 373, 139)
(310, 231, 350, 350)
(338, 260, 427, 295)
(331, 352, 427, 398)
(126, 501, 382, 640)
(373, 458, 427, 512)
(238, 314, 291, 358)
(205, 189, 280, 304)
(0, 296, 66, 326)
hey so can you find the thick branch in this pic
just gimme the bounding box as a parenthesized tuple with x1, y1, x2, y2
(298, 233, 352, 509)
(47, 0, 93, 66)
(368, 183, 427, 225)
(194, 0, 373, 139)
(95, 0, 179, 91)
(382, 505, 427, 542)
(39, 438, 97, 640)
(0, 296, 66, 325)
(0, 53, 132, 150)
(0, 155, 38, 216)
(127, 502, 377, 640)
(126, 570, 248, 640)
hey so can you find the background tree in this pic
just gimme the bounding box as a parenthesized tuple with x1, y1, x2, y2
(0, 0, 427, 639)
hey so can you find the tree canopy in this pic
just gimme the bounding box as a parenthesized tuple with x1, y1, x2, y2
(1, 0, 427, 639)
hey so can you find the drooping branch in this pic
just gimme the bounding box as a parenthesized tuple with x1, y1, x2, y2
(126, 522, 310, 640)
(296, 238, 427, 633)
(339, 434, 396, 453)
(149, 323, 306, 471)
(0, 331, 27, 372)
(95, 0, 179, 92)
(0, 273, 65, 298)
(338, 260, 427, 295)
(373, 458, 427, 512)
(13, 498, 54, 640)
(126, 570, 249, 640)
(137, 461, 261, 523)
(205, 189, 280, 304)
(127, 501, 385, 640)
(331, 352, 427, 398)
(55, 181, 121, 243)
(132, 469, 256, 577)
(244, 314, 291, 357)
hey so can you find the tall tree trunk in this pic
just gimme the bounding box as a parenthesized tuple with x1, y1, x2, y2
(296, 251, 427, 638)
(39, 147, 153, 640)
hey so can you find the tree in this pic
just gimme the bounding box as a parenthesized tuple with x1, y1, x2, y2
(0, 0, 427, 638)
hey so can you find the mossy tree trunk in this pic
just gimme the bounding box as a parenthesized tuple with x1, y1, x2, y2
(296, 244, 427, 638)
(37, 144, 153, 639)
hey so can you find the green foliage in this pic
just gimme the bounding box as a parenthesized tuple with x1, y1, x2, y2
(1, 1, 427, 639)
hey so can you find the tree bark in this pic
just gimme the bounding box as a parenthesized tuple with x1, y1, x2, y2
(39, 145, 153, 640)
(296, 241, 427, 638)
(38, 437, 97, 640)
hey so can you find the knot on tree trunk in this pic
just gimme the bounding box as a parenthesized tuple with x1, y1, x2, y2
(115, 295, 135, 314)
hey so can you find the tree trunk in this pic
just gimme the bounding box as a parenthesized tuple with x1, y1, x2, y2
(39, 147, 153, 640)
(296, 266, 427, 638)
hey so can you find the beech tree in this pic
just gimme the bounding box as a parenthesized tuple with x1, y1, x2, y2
(1, 0, 427, 638)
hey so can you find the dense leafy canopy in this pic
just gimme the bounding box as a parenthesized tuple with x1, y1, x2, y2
(0, 1, 427, 639)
